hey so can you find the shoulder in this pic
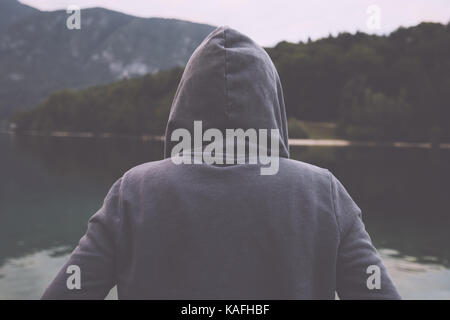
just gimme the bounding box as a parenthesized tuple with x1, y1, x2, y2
(279, 157, 331, 181)
(118, 158, 176, 189)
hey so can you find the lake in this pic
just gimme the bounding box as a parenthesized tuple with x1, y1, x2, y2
(0, 133, 449, 299)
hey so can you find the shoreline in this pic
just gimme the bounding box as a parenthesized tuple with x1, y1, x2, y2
(3, 130, 450, 149)
(289, 138, 450, 149)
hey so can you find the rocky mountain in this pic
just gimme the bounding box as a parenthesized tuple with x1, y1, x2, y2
(0, 0, 38, 30)
(0, 0, 215, 118)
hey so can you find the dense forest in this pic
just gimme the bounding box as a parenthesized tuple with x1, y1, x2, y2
(11, 22, 450, 142)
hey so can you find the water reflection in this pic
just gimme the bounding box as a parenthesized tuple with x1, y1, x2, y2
(0, 134, 449, 299)
(1, 246, 448, 299)
(0, 134, 163, 267)
(291, 146, 450, 266)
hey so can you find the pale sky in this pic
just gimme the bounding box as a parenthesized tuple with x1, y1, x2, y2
(20, 0, 450, 46)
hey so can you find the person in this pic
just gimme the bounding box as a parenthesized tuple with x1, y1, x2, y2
(42, 26, 400, 299)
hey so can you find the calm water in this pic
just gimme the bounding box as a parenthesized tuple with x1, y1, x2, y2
(0, 133, 449, 299)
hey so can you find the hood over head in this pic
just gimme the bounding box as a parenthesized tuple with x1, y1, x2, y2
(164, 26, 290, 160)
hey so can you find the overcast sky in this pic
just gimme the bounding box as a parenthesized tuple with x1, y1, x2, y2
(20, 0, 450, 46)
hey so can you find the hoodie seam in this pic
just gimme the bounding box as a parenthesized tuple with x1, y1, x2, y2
(111, 175, 125, 286)
(224, 28, 230, 117)
(116, 175, 125, 250)
(328, 170, 342, 245)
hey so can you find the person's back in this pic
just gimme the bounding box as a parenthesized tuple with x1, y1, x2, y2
(42, 26, 400, 300)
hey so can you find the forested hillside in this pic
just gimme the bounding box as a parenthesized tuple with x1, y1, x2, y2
(12, 22, 450, 142)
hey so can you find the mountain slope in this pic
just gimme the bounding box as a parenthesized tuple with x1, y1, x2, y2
(0, 0, 38, 30)
(0, 1, 215, 118)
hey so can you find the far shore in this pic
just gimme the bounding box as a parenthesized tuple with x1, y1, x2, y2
(3, 130, 450, 149)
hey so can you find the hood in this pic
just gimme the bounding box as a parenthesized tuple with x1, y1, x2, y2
(164, 26, 290, 160)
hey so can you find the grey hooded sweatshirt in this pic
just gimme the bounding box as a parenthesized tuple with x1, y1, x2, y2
(42, 26, 400, 300)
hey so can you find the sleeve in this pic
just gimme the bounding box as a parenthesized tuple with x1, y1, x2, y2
(41, 177, 123, 300)
(330, 173, 401, 300)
